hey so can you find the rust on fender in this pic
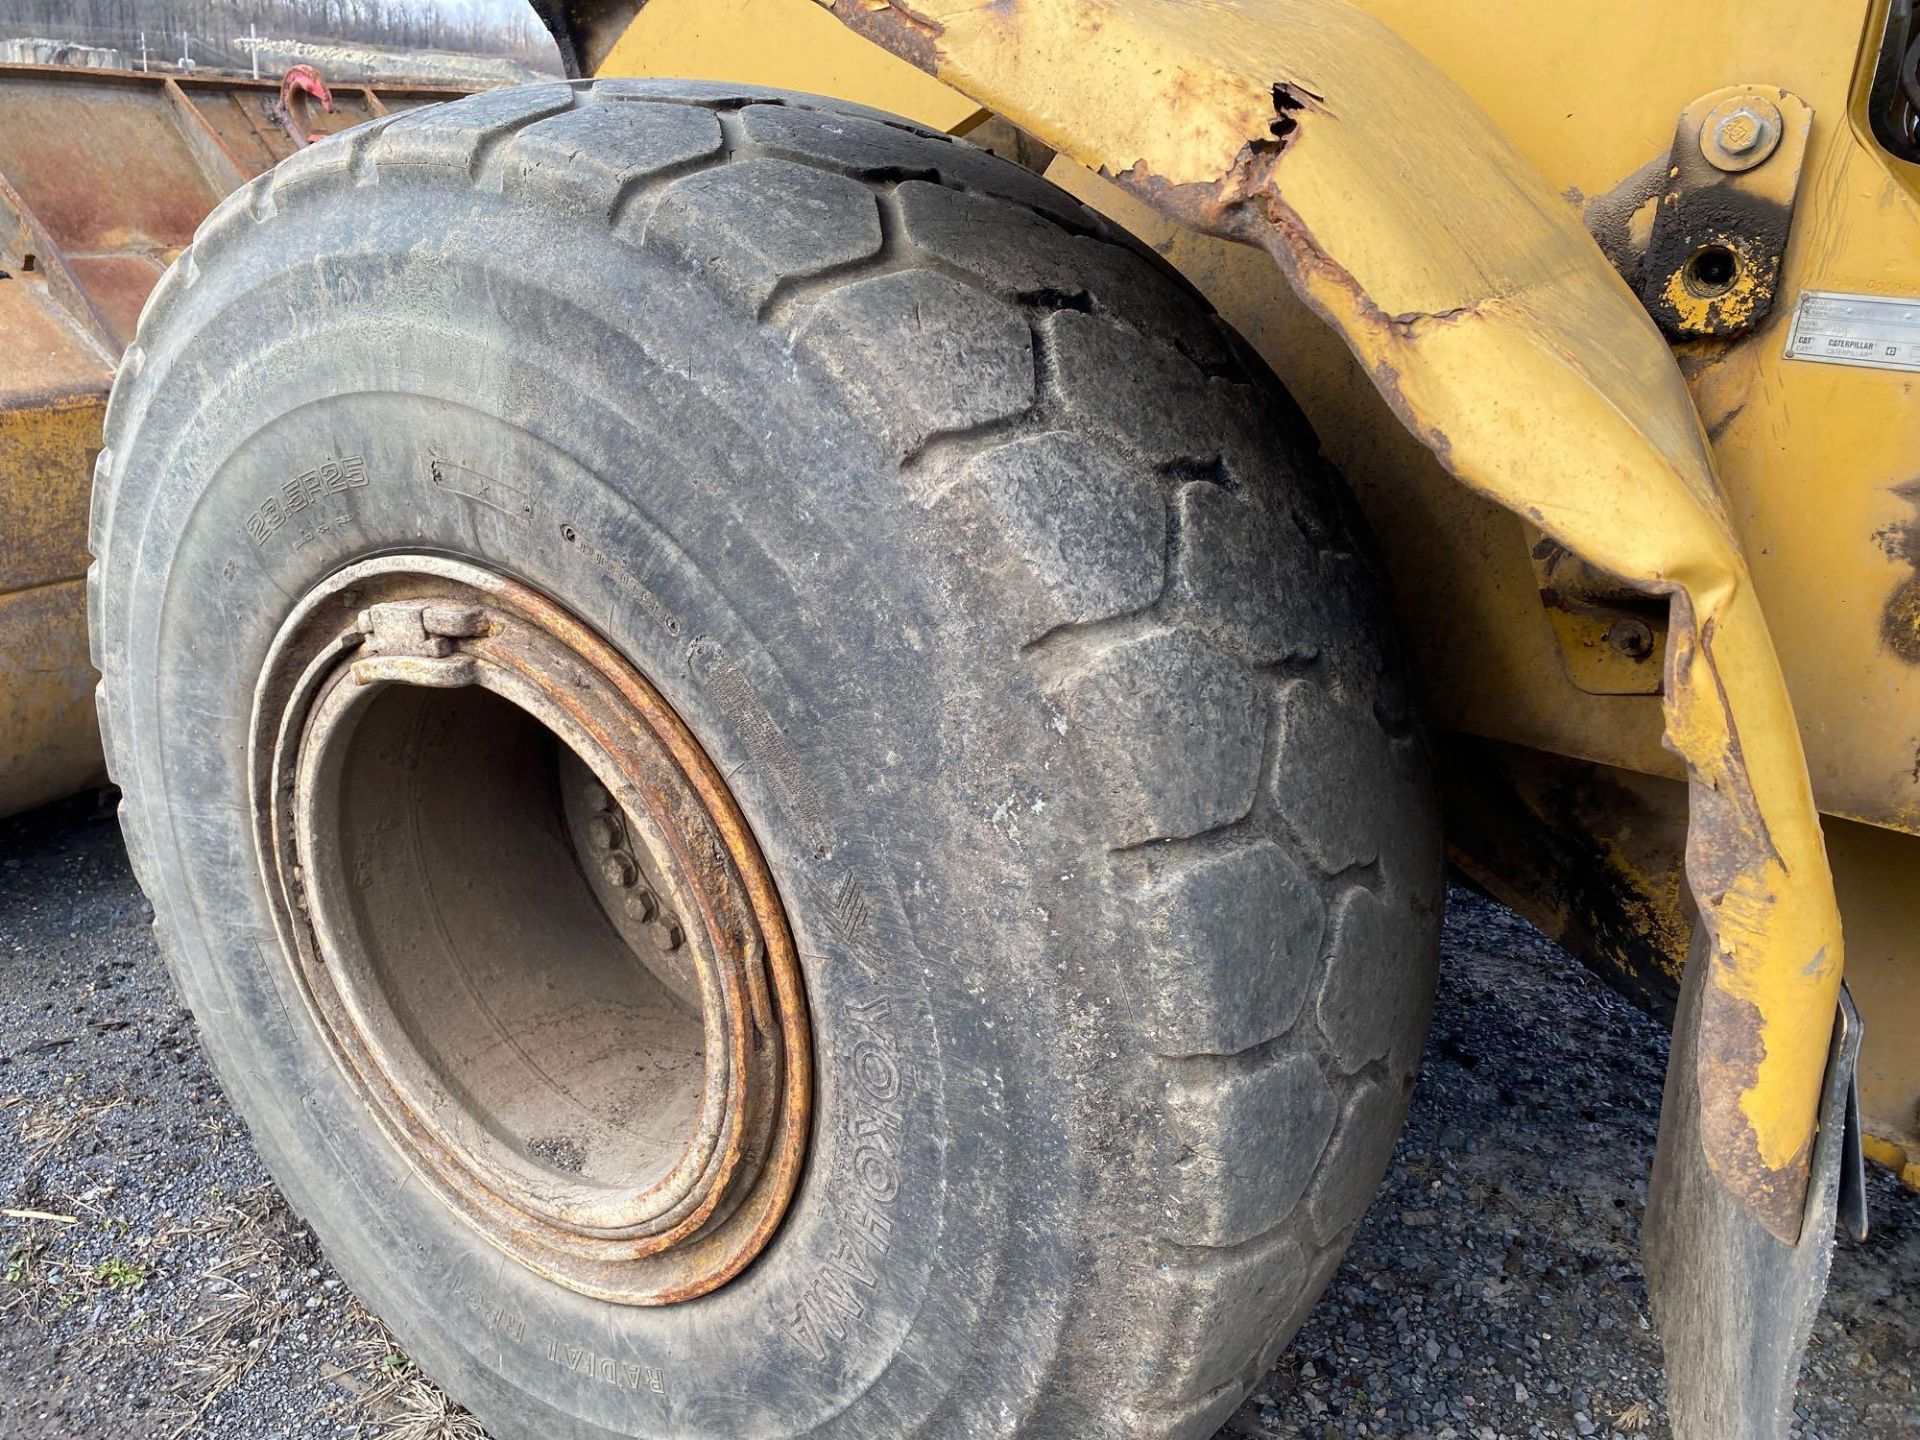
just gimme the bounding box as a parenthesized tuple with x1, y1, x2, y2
(823, 0, 1843, 1240)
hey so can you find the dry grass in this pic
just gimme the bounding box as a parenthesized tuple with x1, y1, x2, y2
(4, 1074, 487, 1439)
(371, 1378, 493, 1440)
(1613, 1399, 1655, 1431)
(2, 1088, 134, 1317)
(337, 1320, 491, 1440)
(156, 1184, 303, 1439)
(0, 1228, 54, 1316)
(14, 1090, 125, 1161)
(149, 1185, 491, 1440)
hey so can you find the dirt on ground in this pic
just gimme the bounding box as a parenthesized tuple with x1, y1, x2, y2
(0, 795, 1914, 1439)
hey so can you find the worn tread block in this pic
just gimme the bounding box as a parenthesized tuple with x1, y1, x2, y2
(895, 181, 1228, 368)
(740, 102, 943, 177)
(1138, 1227, 1308, 1398)
(795, 269, 1033, 457)
(85, 450, 115, 575)
(1162, 1050, 1336, 1247)
(924, 131, 1101, 232)
(505, 103, 723, 216)
(592, 81, 952, 138)
(1268, 680, 1389, 874)
(1119, 1380, 1245, 1439)
(1311, 550, 1411, 720)
(1139, 839, 1327, 1056)
(937, 431, 1163, 640)
(1169, 481, 1322, 664)
(1314, 884, 1427, 1075)
(646, 158, 882, 313)
(372, 84, 576, 174)
(1050, 629, 1263, 848)
(84, 560, 104, 673)
(1303, 1075, 1403, 1244)
(740, 103, 1092, 229)
(188, 164, 289, 273)
(1047, 308, 1242, 465)
(266, 124, 373, 201)
(590, 76, 788, 108)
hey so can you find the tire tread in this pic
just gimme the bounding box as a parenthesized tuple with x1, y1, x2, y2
(89, 79, 1443, 1439)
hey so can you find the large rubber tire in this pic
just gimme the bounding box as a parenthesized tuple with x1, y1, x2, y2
(91, 81, 1442, 1439)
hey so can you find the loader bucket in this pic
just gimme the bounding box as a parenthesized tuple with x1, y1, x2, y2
(0, 62, 466, 818)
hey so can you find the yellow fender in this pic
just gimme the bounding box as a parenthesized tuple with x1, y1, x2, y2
(824, 0, 1841, 1242)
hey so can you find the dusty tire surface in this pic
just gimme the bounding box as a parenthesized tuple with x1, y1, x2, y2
(89, 80, 1442, 1440)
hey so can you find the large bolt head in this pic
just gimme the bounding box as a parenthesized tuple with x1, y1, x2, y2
(1716, 110, 1763, 153)
(1700, 95, 1782, 172)
(1606, 617, 1657, 661)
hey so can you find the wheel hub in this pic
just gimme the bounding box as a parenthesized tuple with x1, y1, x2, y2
(249, 555, 810, 1305)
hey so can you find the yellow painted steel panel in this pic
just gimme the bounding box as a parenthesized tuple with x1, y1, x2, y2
(1360, 0, 1920, 833)
(0, 579, 102, 813)
(599, 0, 980, 131)
(0, 283, 112, 406)
(1827, 816, 1920, 1172)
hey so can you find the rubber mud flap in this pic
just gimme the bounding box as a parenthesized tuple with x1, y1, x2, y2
(1645, 941, 1861, 1440)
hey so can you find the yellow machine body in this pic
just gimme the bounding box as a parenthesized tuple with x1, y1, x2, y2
(593, 0, 1920, 1222)
(0, 0, 1913, 1240)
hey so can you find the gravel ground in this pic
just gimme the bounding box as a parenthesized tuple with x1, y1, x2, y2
(1, 795, 1914, 1439)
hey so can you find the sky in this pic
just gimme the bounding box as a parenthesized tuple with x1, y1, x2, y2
(415, 0, 540, 25)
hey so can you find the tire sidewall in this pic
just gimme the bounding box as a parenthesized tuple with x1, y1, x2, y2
(104, 180, 1082, 1439)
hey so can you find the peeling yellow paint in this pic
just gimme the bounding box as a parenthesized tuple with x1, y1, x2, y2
(1658, 250, 1766, 334)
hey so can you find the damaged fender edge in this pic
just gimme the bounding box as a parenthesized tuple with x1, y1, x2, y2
(826, 0, 1845, 1242)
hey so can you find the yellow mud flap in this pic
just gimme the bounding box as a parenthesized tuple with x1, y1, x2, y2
(820, 0, 1845, 1240)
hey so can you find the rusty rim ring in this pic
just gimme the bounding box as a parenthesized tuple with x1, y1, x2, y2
(249, 555, 810, 1304)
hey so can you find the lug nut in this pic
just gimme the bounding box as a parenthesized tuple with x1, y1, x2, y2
(624, 888, 658, 923)
(660, 915, 684, 951)
(600, 853, 637, 888)
(586, 813, 622, 851)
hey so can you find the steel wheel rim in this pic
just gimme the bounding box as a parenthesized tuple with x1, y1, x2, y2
(249, 554, 810, 1305)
